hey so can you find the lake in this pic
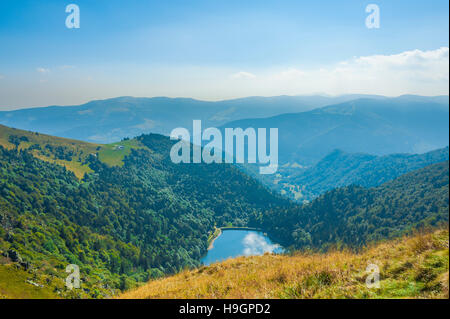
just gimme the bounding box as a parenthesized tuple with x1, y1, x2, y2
(201, 229, 284, 266)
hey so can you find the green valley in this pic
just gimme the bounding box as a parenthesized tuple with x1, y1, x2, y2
(0, 125, 448, 299)
(0, 125, 288, 297)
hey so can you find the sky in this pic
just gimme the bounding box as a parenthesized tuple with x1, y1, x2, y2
(0, 0, 449, 109)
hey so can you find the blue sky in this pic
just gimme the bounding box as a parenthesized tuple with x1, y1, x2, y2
(0, 0, 449, 108)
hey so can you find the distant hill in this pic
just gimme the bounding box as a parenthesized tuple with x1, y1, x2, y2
(0, 95, 377, 143)
(266, 147, 449, 201)
(1, 95, 446, 145)
(223, 97, 449, 165)
(120, 229, 449, 299)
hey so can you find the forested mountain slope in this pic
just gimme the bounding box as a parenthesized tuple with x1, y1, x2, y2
(223, 97, 449, 165)
(0, 125, 448, 298)
(252, 161, 449, 251)
(265, 147, 449, 201)
(0, 126, 289, 297)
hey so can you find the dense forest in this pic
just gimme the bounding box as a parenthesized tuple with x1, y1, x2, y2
(251, 161, 449, 251)
(253, 147, 449, 202)
(0, 133, 288, 297)
(0, 126, 448, 297)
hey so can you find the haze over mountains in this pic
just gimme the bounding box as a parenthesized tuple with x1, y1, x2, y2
(1, 95, 448, 150)
(0, 95, 376, 143)
(1, 93, 448, 207)
(225, 96, 449, 165)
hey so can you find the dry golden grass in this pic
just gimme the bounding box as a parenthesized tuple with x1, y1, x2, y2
(120, 229, 449, 299)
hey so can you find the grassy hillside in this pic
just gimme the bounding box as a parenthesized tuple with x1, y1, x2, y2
(121, 229, 449, 299)
(0, 263, 60, 299)
(0, 124, 144, 178)
(0, 124, 101, 178)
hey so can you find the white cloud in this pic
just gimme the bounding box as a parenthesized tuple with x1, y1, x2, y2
(2, 48, 448, 108)
(255, 47, 449, 97)
(210, 47, 449, 99)
(36, 67, 50, 74)
(356, 47, 448, 68)
(0, 74, 4, 80)
(230, 71, 256, 79)
(332, 46, 449, 83)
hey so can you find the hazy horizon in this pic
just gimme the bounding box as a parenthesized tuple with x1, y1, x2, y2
(0, 92, 449, 111)
(1, 1, 449, 109)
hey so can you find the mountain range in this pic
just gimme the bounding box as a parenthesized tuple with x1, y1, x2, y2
(1, 95, 447, 151)
(0, 95, 385, 143)
(224, 96, 449, 165)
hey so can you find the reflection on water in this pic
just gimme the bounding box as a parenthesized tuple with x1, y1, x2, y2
(201, 230, 284, 266)
(242, 232, 281, 256)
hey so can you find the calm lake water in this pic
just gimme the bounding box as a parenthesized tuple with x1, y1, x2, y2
(201, 229, 284, 266)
